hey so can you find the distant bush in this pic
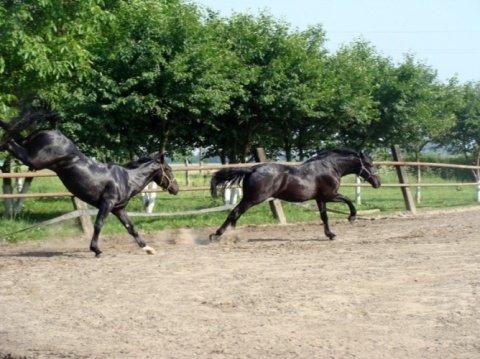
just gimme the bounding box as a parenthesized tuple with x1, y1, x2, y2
(404, 153, 477, 182)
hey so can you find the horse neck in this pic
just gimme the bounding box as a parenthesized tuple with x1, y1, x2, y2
(127, 161, 161, 191)
(332, 155, 361, 177)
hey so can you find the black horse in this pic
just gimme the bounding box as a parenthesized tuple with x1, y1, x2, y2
(0, 111, 179, 257)
(210, 149, 381, 241)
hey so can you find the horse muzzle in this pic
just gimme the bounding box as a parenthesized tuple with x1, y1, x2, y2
(368, 176, 381, 188)
(167, 182, 180, 195)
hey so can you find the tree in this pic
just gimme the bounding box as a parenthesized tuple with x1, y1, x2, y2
(375, 55, 447, 150)
(0, 0, 112, 115)
(61, 0, 239, 161)
(201, 12, 330, 163)
(0, 0, 113, 216)
(199, 11, 281, 163)
(324, 39, 393, 150)
(258, 25, 330, 161)
(442, 80, 480, 180)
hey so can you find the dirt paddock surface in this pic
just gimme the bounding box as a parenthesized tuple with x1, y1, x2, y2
(1, 207, 479, 359)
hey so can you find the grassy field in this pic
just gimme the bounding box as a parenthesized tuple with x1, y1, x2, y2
(0, 168, 478, 243)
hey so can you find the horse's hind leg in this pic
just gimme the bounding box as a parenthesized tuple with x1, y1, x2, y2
(90, 201, 114, 257)
(333, 193, 357, 223)
(209, 199, 255, 242)
(316, 200, 336, 240)
(113, 208, 155, 255)
(4, 140, 37, 168)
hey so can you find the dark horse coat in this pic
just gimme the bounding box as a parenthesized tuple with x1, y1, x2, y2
(0, 110, 179, 257)
(210, 149, 381, 241)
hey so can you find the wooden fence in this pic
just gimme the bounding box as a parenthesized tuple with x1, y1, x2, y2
(1, 160, 479, 235)
(1, 160, 479, 197)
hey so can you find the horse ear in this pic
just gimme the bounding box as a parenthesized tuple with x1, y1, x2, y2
(359, 151, 373, 163)
(153, 152, 165, 163)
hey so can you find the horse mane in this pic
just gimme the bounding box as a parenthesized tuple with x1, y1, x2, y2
(122, 157, 156, 169)
(304, 148, 359, 163)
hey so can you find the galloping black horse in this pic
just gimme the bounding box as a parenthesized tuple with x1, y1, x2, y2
(210, 149, 381, 241)
(0, 109, 179, 257)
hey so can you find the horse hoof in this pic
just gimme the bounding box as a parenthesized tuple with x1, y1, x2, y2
(328, 235, 336, 241)
(143, 246, 156, 255)
(209, 234, 219, 243)
(348, 216, 356, 224)
(95, 252, 103, 258)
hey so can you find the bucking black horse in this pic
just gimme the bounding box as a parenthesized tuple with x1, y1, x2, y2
(0, 108, 179, 257)
(210, 149, 381, 241)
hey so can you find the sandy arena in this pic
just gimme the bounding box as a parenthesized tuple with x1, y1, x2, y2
(0, 207, 479, 358)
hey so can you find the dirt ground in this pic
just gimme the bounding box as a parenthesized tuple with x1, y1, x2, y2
(0, 206, 479, 359)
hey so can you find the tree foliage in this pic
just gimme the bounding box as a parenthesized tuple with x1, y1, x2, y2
(0, 0, 478, 166)
(441, 81, 480, 177)
(0, 0, 112, 116)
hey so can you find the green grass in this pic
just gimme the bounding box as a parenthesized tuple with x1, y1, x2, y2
(0, 169, 478, 243)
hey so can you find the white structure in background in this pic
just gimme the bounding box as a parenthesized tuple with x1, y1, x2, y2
(223, 181, 242, 205)
(142, 182, 157, 213)
(477, 180, 480, 203)
(355, 176, 362, 205)
(16, 177, 23, 192)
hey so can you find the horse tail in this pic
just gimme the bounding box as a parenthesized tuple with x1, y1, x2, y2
(210, 167, 252, 198)
(7, 106, 59, 134)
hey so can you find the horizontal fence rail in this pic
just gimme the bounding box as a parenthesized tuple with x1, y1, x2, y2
(0, 161, 479, 200)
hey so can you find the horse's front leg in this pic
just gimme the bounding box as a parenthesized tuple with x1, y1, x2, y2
(316, 200, 335, 240)
(90, 201, 114, 257)
(112, 208, 155, 255)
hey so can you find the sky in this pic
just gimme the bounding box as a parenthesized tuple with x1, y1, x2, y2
(193, 0, 480, 83)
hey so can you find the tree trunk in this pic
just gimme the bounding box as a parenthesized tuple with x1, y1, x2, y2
(240, 122, 252, 163)
(1, 158, 13, 217)
(14, 177, 34, 215)
(283, 139, 292, 162)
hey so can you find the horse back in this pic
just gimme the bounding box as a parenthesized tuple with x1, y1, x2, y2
(24, 128, 71, 147)
(247, 162, 340, 202)
(57, 161, 129, 207)
(244, 163, 297, 199)
(22, 129, 84, 168)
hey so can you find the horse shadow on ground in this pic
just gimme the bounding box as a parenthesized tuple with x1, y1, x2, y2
(0, 251, 85, 258)
(246, 237, 330, 243)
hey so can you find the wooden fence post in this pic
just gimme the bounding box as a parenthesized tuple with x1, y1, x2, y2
(391, 145, 417, 213)
(72, 197, 94, 237)
(254, 148, 287, 224)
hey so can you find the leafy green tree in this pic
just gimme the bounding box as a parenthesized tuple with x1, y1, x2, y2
(0, 0, 112, 116)
(63, 0, 238, 161)
(325, 40, 400, 151)
(200, 11, 287, 163)
(201, 12, 330, 163)
(441, 80, 480, 179)
(374, 55, 446, 150)
(258, 25, 330, 161)
(0, 0, 113, 216)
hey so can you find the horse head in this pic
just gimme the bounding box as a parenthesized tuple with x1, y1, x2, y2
(153, 154, 179, 195)
(357, 152, 381, 188)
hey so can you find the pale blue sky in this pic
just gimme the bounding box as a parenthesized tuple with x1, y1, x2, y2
(194, 0, 480, 83)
